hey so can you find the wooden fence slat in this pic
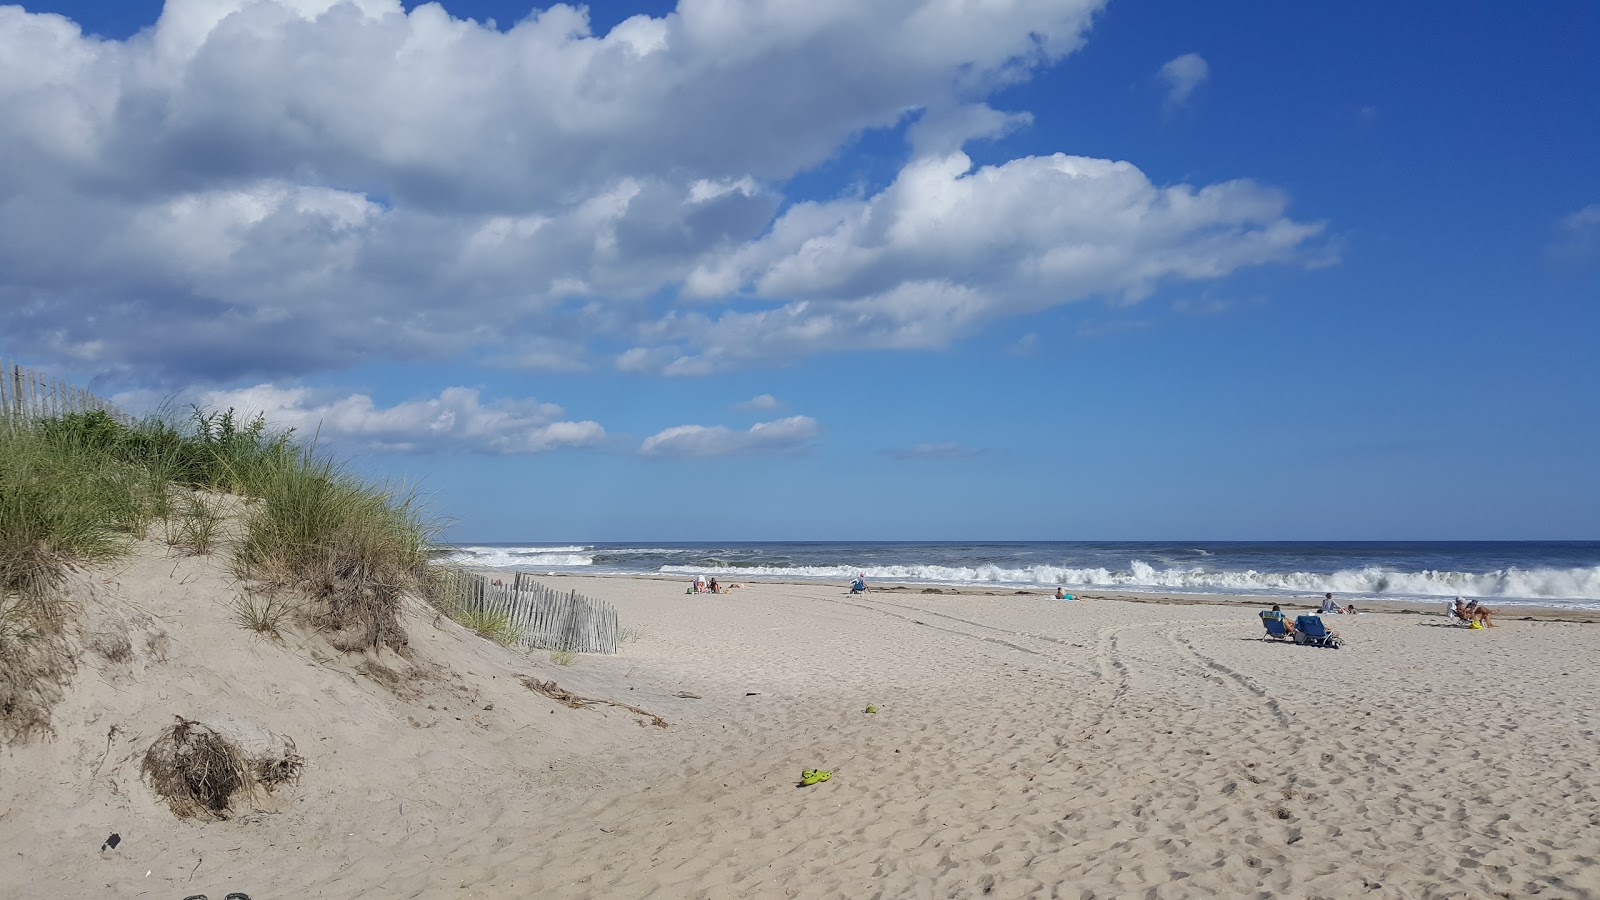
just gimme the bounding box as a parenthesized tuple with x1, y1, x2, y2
(452, 574, 617, 654)
(0, 360, 123, 426)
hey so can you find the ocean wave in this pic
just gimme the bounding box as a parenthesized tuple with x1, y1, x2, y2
(450, 544, 590, 554)
(444, 549, 594, 568)
(660, 560, 1600, 601)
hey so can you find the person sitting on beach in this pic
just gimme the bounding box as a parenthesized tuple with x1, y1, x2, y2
(850, 574, 868, 594)
(1465, 598, 1497, 628)
(1260, 604, 1294, 633)
(1319, 593, 1342, 614)
(708, 577, 721, 594)
(693, 574, 707, 593)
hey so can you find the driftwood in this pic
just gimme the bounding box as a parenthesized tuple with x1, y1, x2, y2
(519, 676, 668, 728)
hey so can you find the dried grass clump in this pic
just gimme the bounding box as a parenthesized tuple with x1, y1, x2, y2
(0, 597, 76, 742)
(140, 717, 304, 821)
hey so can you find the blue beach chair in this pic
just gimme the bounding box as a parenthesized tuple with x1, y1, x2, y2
(1260, 613, 1291, 641)
(1293, 615, 1342, 649)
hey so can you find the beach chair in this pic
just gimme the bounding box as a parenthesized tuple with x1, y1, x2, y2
(1260, 614, 1291, 641)
(1445, 604, 1475, 628)
(1293, 615, 1342, 649)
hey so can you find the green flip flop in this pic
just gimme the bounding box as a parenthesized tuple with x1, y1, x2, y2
(799, 768, 832, 786)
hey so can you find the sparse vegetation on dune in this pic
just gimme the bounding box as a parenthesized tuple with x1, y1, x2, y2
(233, 448, 437, 652)
(0, 407, 445, 739)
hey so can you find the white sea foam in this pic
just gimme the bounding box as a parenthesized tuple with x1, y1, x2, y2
(660, 561, 1600, 602)
(445, 548, 594, 568)
(452, 545, 590, 554)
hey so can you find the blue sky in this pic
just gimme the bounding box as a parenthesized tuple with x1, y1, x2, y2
(2, 1, 1596, 541)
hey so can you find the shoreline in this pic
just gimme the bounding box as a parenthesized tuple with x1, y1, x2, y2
(476, 569, 1600, 622)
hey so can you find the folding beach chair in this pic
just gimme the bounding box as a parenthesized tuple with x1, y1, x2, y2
(1445, 602, 1476, 628)
(1293, 615, 1342, 648)
(1260, 614, 1291, 641)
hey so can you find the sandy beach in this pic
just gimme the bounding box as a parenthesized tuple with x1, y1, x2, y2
(5, 554, 1599, 899)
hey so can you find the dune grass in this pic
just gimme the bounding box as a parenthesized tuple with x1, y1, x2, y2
(452, 607, 521, 646)
(1, 405, 443, 742)
(232, 449, 437, 652)
(0, 424, 137, 601)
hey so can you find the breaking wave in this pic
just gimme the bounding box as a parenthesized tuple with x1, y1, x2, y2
(662, 560, 1600, 602)
(445, 545, 595, 568)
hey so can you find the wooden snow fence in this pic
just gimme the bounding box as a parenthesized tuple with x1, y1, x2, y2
(0, 357, 125, 431)
(440, 570, 619, 654)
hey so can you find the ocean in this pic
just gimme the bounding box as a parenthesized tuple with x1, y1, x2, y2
(442, 540, 1600, 609)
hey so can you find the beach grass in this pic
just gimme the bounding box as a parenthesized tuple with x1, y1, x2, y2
(452, 607, 521, 646)
(1, 407, 444, 738)
(232, 447, 437, 652)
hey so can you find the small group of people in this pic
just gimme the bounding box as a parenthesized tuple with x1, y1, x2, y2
(1452, 595, 1496, 628)
(691, 574, 739, 594)
(1261, 598, 1348, 637)
(1318, 592, 1357, 615)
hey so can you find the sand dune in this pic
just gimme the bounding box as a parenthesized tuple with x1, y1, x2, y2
(4, 557, 1599, 899)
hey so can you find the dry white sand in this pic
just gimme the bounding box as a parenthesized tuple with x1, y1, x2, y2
(4, 554, 1599, 899)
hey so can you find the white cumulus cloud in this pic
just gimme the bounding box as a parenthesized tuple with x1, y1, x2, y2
(640, 415, 819, 457)
(185, 384, 605, 454)
(0, 2, 1326, 390)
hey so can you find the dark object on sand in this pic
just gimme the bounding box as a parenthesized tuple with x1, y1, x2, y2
(101, 833, 120, 851)
(673, 691, 702, 699)
(227, 894, 253, 899)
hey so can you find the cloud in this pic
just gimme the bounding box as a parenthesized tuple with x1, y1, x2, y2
(733, 393, 780, 411)
(640, 416, 819, 457)
(653, 150, 1322, 372)
(1158, 53, 1209, 107)
(0, 2, 1326, 389)
(1548, 203, 1600, 266)
(1006, 333, 1041, 357)
(160, 384, 606, 454)
(885, 442, 984, 460)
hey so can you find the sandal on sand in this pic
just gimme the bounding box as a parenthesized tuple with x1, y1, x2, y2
(799, 769, 832, 787)
(864, 704, 877, 714)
